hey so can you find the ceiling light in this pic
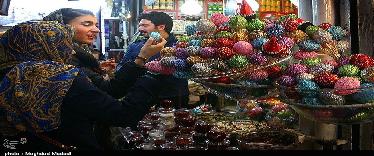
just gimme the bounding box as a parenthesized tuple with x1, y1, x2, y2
(181, 0, 203, 16)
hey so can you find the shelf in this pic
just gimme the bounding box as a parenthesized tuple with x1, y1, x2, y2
(143, 0, 179, 19)
(143, 0, 220, 20)
(206, 1, 224, 18)
(144, 0, 176, 11)
(260, 11, 297, 15)
(173, 31, 185, 35)
(143, 9, 177, 12)
(257, 0, 298, 19)
(103, 17, 121, 20)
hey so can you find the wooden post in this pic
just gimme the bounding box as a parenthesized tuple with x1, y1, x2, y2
(339, 125, 352, 150)
(339, 0, 351, 28)
(356, 0, 374, 56)
(311, 0, 337, 25)
(298, 117, 319, 149)
(360, 123, 373, 150)
(355, 0, 374, 150)
(216, 96, 225, 112)
(338, 0, 351, 53)
(298, 0, 313, 22)
(314, 123, 338, 150)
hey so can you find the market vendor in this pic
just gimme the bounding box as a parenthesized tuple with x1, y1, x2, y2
(117, 11, 189, 108)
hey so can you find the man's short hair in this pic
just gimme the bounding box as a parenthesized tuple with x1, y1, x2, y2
(138, 11, 173, 34)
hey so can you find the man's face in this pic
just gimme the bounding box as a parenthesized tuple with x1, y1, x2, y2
(138, 19, 158, 37)
(68, 15, 100, 45)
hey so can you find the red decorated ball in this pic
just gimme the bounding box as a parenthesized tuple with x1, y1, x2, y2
(248, 107, 264, 118)
(349, 54, 374, 69)
(267, 65, 283, 79)
(211, 76, 232, 84)
(314, 72, 339, 88)
(217, 47, 235, 59)
(284, 19, 299, 32)
(263, 37, 286, 55)
(247, 69, 269, 81)
(215, 38, 235, 48)
(217, 25, 230, 32)
(176, 41, 189, 48)
(319, 23, 332, 30)
(295, 18, 304, 25)
(322, 59, 339, 68)
(271, 104, 288, 113)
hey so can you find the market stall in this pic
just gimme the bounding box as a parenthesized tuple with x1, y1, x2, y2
(99, 0, 374, 149)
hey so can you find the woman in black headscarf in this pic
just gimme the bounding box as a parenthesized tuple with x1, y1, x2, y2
(0, 21, 166, 150)
(43, 8, 139, 98)
(43, 8, 175, 149)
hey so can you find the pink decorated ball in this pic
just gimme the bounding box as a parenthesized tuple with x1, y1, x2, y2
(334, 77, 361, 95)
(145, 61, 176, 75)
(210, 13, 230, 27)
(233, 41, 253, 56)
(293, 51, 318, 60)
(286, 64, 309, 76)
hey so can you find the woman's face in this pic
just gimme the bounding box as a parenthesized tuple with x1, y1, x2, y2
(68, 15, 100, 44)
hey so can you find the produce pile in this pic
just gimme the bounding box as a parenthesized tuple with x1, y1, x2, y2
(145, 13, 305, 85)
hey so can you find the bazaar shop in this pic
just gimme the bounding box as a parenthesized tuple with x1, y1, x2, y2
(0, 0, 373, 151)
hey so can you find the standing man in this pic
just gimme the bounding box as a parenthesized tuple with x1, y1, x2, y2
(117, 11, 189, 108)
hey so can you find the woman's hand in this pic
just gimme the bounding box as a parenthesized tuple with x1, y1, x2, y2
(100, 58, 116, 72)
(135, 37, 167, 66)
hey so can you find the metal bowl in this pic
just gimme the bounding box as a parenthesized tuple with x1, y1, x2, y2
(192, 80, 271, 101)
(278, 84, 374, 124)
(285, 100, 374, 124)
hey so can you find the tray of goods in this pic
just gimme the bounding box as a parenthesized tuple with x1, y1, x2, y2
(238, 128, 302, 150)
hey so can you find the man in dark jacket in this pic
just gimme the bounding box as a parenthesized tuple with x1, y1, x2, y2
(117, 11, 189, 108)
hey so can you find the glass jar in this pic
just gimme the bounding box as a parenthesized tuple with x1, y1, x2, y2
(194, 120, 212, 134)
(138, 123, 153, 138)
(164, 127, 180, 142)
(159, 99, 175, 113)
(128, 132, 144, 149)
(192, 132, 208, 146)
(150, 112, 161, 121)
(179, 116, 196, 127)
(207, 130, 227, 144)
(175, 134, 193, 150)
(148, 129, 166, 149)
(174, 108, 191, 119)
